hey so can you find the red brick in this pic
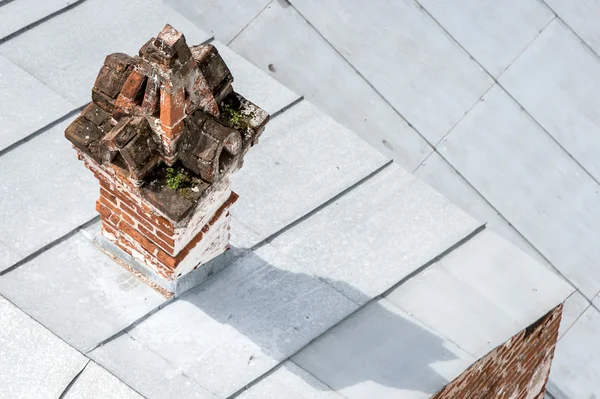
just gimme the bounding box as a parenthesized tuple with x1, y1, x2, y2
(155, 229, 175, 247)
(118, 200, 156, 232)
(432, 304, 563, 399)
(96, 200, 112, 219)
(119, 69, 147, 99)
(138, 223, 175, 254)
(100, 187, 117, 205)
(160, 87, 185, 128)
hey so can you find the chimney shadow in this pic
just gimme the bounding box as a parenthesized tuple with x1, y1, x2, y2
(179, 246, 461, 396)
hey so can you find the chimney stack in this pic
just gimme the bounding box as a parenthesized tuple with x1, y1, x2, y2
(65, 24, 269, 294)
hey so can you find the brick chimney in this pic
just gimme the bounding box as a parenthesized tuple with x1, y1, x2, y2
(66, 25, 269, 294)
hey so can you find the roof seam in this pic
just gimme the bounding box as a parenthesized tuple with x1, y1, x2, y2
(380, 297, 475, 360)
(226, 0, 274, 46)
(57, 359, 90, 399)
(0, 0, 17, 9)
(379, 223, 486, 299)
(84, 296, 175, 354)
(0, 103, 87, 159)
(411, 79, 495, 173)
(0, 216, 99, 277)
(0, 293, 92, 386)
(539, 0, 600, 64)
(91, 359, 149, 399)
(125, 332, 221, 398)
(289, 361, 350, 399)
(270, 96, 304, 118)
(285, 0, 436, 151)
(251, 160, 394, 252)
(0, 0, 89, 45)
(416, 147, 581, 299)
(557, 293, 592, 343)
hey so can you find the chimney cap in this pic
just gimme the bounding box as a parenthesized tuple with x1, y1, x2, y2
(65, 25, 270, 219)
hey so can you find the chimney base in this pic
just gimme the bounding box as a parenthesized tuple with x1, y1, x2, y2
(92, 231, 234, 297)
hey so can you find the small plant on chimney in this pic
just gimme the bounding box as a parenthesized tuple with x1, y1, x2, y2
(166, 167, 190, 191)
(221, 103, 254, 131)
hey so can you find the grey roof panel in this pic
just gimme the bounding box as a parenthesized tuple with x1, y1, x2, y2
(385, 229, 573, 358)
(440, 84, 600, 299)
(0, 232, 166, 351)
(231, 100, 389, 247)
(238, 361, 344, 399)
(0, 0, 73, 40)
(0, 295, 88, 399)
(0, 118, 97, 272)
(63, 361, 143, 399)
(213, 41, 301, 116)
(501, 20, 600, 183)
(121, 244, 358, 397)
(0, 54, 74, 152)
(90, 333, 218, 399)
(290, 0, 492, 142)
(548, 306, 600, 399)
(271, 163, 482, 305)
(229, 1, 433, 171)
(544, 0, 600, 55)
(292, 299, 475, 399)
(0, 0, 211, 106)
(418, 0, 553, 76)
(415, 151, 549, 266)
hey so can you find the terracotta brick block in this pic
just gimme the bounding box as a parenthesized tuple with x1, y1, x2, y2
(159, 119, 185, 140)
(160, 87, 185, 128)
(120, 69, 147, 100)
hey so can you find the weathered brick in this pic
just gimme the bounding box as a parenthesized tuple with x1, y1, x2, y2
(432, 304, 563, 399)
(118, 200, 156, 233)
(96, 200, 112, 219)
(119, 69, 147, 100)
(160, 87, 185, 128)
(100, 188, 117, 205)
(138, 223, 174, 254)
(155, 229, 175, 247)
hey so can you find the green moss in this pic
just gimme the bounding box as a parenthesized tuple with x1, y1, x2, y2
(221, 103, 254, 131)
(166, 167, 192, 195)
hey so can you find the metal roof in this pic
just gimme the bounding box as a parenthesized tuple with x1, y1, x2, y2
(0, 1, 574, 398)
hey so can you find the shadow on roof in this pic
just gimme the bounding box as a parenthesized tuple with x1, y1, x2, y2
(177, 247, 462, 396)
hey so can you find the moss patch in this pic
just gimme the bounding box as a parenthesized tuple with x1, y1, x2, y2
(166, 167, 194, 199)
(221, 103, 255, 131)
